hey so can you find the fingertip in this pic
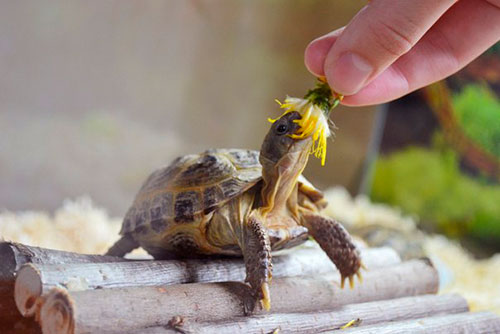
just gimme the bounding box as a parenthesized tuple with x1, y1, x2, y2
(304, 30, 342, 77)
(304, 39, 330, 77)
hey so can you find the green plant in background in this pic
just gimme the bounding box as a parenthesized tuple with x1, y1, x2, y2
(452, 84, 500, 157)
(371, 81, 500, 247)
(371, 147, 500, 245)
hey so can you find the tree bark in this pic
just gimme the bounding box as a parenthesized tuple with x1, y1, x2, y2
(340, 311, 500, 334)
(15, 246, 399, 317)
(0, 241, 127, 328)
(0, 241, 127, 333)
(37, 259, 438, 334)
(0, 242, 127, 281)
(104, 294, 469, 334)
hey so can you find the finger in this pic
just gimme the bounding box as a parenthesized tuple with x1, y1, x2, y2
(304, 27, 344, 77)
(322, 0, 457, 95)
(342, 0, 500, 106)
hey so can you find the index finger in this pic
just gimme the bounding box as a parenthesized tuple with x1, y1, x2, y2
(322, 0, 457, 95)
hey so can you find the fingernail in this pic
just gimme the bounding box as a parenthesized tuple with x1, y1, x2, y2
(326, 52, 373, 95)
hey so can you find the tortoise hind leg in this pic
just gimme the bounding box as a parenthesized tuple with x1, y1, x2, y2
(301, 213, 362, 288)
(240, 212, 272, 314)
(105, 233, 139, 257)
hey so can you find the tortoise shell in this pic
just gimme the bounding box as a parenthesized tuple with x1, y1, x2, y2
(120, 149, 262, 235)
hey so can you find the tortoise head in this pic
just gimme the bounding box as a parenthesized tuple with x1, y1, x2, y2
(260, 111, 312, 167)
(259, 111, 313, 215)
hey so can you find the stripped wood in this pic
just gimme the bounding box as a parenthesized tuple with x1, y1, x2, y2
(105, 294, 469, 334)
(15, 246, 399, 317)
(0, 241, 127, 281)
(38, 259, 438, 334)
(0, 241, 126, 327)
(339, 311, 500, 334)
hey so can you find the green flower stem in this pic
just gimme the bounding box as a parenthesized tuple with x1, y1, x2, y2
(303, 80, 343, 116)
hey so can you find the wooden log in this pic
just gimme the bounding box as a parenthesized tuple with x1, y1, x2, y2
(0, 282, 41, 334)
(37, 259, 438, 334)
(0, 241, 127, 281)
(339, 311, 500, 334)
(0, 282, 18, 321)
(0, 316, 41, 334)
(103, 294, 469, 334)
(0, 241, 127, 327)
(15, 246, 399, 317)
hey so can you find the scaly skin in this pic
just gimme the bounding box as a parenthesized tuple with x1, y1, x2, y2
(241, 212, 272, 313)
(301, 213, 362, 288)
(239, 111, 362, 311)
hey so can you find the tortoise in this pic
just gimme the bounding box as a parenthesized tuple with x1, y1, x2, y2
(107, 111, 362, 312)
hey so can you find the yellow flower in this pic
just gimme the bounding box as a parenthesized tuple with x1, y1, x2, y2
(269, 96, 334, 166)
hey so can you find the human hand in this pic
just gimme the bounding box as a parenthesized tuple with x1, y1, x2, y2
(304, 0, 500, 106)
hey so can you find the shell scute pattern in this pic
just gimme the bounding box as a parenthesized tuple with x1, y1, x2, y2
(174, 153, 235, 189)
(220, 178, 245, 198)
(136, 203, 149, 227)
(225, 150, 261, 183)
(174, 190, 202, 223)
(151, 218, 167, 233)
(159, 193, 174, 215)
(166, 233, 202, 257)
(139, 155, 195, 193)
(227, 149, 260, 169)
(203, 185, 225, 214)
(122, 207, 136, 233)
(121, 149, 263, 235)
(150, 206, 162, 221)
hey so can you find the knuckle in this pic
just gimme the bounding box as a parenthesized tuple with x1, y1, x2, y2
(369, 19, 416, 58)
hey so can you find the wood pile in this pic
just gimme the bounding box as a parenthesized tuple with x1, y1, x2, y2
(1, 241, 499, 334)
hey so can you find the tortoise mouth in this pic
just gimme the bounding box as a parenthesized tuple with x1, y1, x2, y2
(287, 135, 314, 153)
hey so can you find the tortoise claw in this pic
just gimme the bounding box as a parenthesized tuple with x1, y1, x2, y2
(340, 272, 361, 289)
(260, 282, 271, 311)
(348, 275, 354, 289)
(360, 261, 367, 270)
(243, 282, 271, 314)
(340, 261, 365, 289)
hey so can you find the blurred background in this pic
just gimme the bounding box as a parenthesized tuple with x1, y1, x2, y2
(0, 1, 499, 253)
(0, 0, 376, 216)
(1, 1, 500, 322)
(371, 46, 500, 255)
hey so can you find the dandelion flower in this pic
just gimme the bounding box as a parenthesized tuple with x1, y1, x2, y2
(269, 80, 343, 166)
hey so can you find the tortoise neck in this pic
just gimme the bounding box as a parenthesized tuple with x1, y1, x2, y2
(259, 147, 310, 217)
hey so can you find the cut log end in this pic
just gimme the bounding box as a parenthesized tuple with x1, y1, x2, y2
(39, 288, 75, 334)
(15, 264, 43, 317)
(0, 242, 23, 280)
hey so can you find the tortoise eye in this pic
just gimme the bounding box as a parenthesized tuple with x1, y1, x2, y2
(276, 123, 288, 135)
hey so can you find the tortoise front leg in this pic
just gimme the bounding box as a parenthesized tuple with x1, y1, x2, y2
(301, 213, 362, 288)
(241, 211, 272, 313)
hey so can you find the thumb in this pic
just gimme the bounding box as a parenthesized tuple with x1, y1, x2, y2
(319, 0, 456, 95)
